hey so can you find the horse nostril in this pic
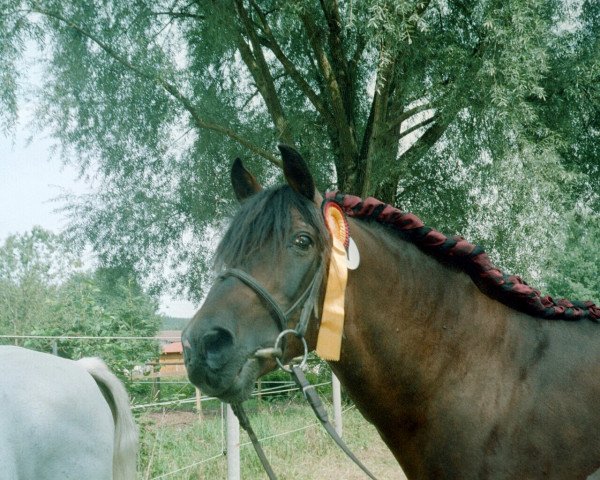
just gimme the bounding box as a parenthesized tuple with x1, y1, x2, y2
(182, 337, 193, 366)
(202, 327, 234, 371)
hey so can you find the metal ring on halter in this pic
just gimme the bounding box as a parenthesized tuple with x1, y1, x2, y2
(274, 329, 308, 373)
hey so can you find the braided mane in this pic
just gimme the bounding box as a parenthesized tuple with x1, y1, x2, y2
(327, 191, 600, 321)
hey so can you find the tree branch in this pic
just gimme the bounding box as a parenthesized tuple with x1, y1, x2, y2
(358, 41, 397, 185)
(348, 32, 366, 86)
(398, 38, 486, 172)
(300, 10, 358, 162)
(149, 0, 204, 22)
(234, 0, 293, 145)
(398, 113, 436, 140)
(32, 7, 281, 167)
(249, 0, 334, 125)
(150, 11, 204, 20)
(386, 102, 432, 134)
(399, 113, 454, 169)
(319, 0, 353, 117)
(409, 0, 433, 27)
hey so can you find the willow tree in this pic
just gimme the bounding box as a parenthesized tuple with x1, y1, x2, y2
(1, 0, 598, 299)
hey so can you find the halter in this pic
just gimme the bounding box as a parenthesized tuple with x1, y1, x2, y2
(219, 260, 324, 370)
(219, 229, 377, 480)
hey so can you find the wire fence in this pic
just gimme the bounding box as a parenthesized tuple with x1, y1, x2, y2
(145, 384, 352, 480)
(0, 334, 181, 341)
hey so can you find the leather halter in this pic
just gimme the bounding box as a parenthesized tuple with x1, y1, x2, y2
(219, 262, 324, 338)
(219, 256, 378, 479)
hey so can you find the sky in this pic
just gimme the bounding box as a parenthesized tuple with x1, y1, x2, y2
(0, 125, 197, 319)
(0, 39, 197, 319)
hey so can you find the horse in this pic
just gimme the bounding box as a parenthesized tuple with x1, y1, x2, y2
(182, 145, 600, 479)
(0, 346, 138, 480)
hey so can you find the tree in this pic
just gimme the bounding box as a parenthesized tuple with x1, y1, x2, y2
(38, 267, 162, 376)
(0, 227, 78, 341)
(0, 229, 162, 376)
(1, 0, 598, 299)
(544, 209, 600, 305)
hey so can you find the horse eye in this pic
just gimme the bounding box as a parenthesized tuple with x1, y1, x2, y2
(293, 234, 313, 250)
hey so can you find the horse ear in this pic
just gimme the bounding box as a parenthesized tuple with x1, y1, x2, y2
(231, 158, 262, 202)
(278, 144, 321, 203)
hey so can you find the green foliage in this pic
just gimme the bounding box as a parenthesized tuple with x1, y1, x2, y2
(0, 228, 162, 378)
(0, 0, 597, 302)
(0, 227, 78, 337)
(33, 267, 162, 376)
(544, 209, 600, 304)
(161, 315, 190, 330)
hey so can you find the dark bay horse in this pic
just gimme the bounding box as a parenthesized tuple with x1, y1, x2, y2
(182, 145, 600, 479)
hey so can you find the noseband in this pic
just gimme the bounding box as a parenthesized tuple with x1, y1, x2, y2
(219, 261, 325, 371)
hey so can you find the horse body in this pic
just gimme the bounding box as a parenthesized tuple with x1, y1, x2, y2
(182, 145, 600, 479)
(0, 346, 137, 480)
(333, 219, 600, 479)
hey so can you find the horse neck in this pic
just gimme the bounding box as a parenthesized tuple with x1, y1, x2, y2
(330, 217, 506, 423)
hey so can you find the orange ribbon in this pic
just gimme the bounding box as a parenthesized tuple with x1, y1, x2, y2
(316, 203, 348, 361)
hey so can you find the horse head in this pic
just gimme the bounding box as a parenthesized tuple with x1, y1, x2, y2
(182, 145, 329, 403)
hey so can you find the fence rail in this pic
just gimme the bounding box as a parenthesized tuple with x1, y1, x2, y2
(0, 334, 180, 340)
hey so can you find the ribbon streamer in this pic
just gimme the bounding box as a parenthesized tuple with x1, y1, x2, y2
(316, 202, 349, 361)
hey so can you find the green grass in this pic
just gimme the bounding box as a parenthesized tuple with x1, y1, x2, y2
(137, 399, 405, 479)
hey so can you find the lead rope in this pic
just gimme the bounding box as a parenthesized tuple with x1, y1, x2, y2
(230, 402, 278, 480)
(223, 258, 377, 478)
(290, 366, 378, 480)
(231, 365, 378, 480)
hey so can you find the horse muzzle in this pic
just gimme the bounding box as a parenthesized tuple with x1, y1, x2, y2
(182, 326, 261, 403)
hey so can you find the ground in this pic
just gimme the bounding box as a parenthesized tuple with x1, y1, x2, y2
(138, 403, 407, 479)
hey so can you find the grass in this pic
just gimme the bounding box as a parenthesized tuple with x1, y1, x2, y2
(137, 398, 407, 479)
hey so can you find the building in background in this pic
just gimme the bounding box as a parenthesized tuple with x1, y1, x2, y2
(159, 340, 185, 376)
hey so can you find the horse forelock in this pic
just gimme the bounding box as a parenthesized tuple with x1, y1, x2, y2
(215, 185, 329, 270)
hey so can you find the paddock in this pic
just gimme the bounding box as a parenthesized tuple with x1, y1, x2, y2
(0, 336, 397, 479)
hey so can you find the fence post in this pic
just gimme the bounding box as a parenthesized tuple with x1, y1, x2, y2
(332, 372, 343, 437)
(257, 379, 262, 401)
(195, 387, 203, 421)
(51, 340, 58, 356)
(226, 403, 241, 480)
(152, 376, 162, 402)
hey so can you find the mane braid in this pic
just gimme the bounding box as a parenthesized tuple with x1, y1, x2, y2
(327, 191, 600, 322)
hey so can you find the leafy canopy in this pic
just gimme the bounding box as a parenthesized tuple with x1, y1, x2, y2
(0, 229, 162, 375)
(1, 0, 598, 301)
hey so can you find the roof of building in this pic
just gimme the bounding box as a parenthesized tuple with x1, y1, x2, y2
(162, 341, 183, 354)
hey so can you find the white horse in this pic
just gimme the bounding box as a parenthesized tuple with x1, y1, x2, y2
(0, 346, 138, 480)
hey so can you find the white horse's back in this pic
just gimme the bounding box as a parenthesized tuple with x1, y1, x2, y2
(0, 346, 137, 480)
